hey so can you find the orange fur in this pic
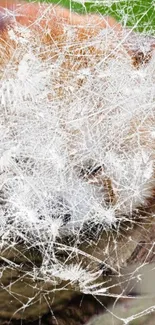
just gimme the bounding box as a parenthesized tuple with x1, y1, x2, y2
(0, 0, 122, 37)
(0, 1, 125, 74)
(0, 1, 155, 216)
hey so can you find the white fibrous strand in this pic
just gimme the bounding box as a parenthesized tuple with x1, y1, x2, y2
(0, 5, 155, 299)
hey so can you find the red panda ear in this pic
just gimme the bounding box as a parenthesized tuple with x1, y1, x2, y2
(0, 0, 23, 11)
(0, 1, 22, 31)
(0, 1, 42, 26)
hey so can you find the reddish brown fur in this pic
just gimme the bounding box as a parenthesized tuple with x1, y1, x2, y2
(0, 0, 122, 37)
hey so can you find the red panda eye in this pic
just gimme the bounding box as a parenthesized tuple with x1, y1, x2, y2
(80, 165, 103, 178)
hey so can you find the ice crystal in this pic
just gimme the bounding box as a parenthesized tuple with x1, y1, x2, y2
(0, 1, 155, 321)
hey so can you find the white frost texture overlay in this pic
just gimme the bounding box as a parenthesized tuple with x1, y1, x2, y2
(0, 2, 155, 322)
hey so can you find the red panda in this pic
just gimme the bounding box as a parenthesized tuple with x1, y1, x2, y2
(0, 1, 155, 240)
(0, 1, 155, 321)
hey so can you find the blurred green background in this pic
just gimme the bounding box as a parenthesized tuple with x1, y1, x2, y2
(28, 0, 155, 34)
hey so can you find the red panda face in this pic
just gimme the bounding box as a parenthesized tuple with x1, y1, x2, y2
(0, 2, 155, 321)
(0, 1, 155, 234)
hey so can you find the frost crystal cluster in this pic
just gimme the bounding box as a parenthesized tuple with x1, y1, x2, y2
(0, 2, 155, 318)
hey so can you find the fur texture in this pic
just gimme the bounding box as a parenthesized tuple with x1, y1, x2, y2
(0, 0, 155, 299)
